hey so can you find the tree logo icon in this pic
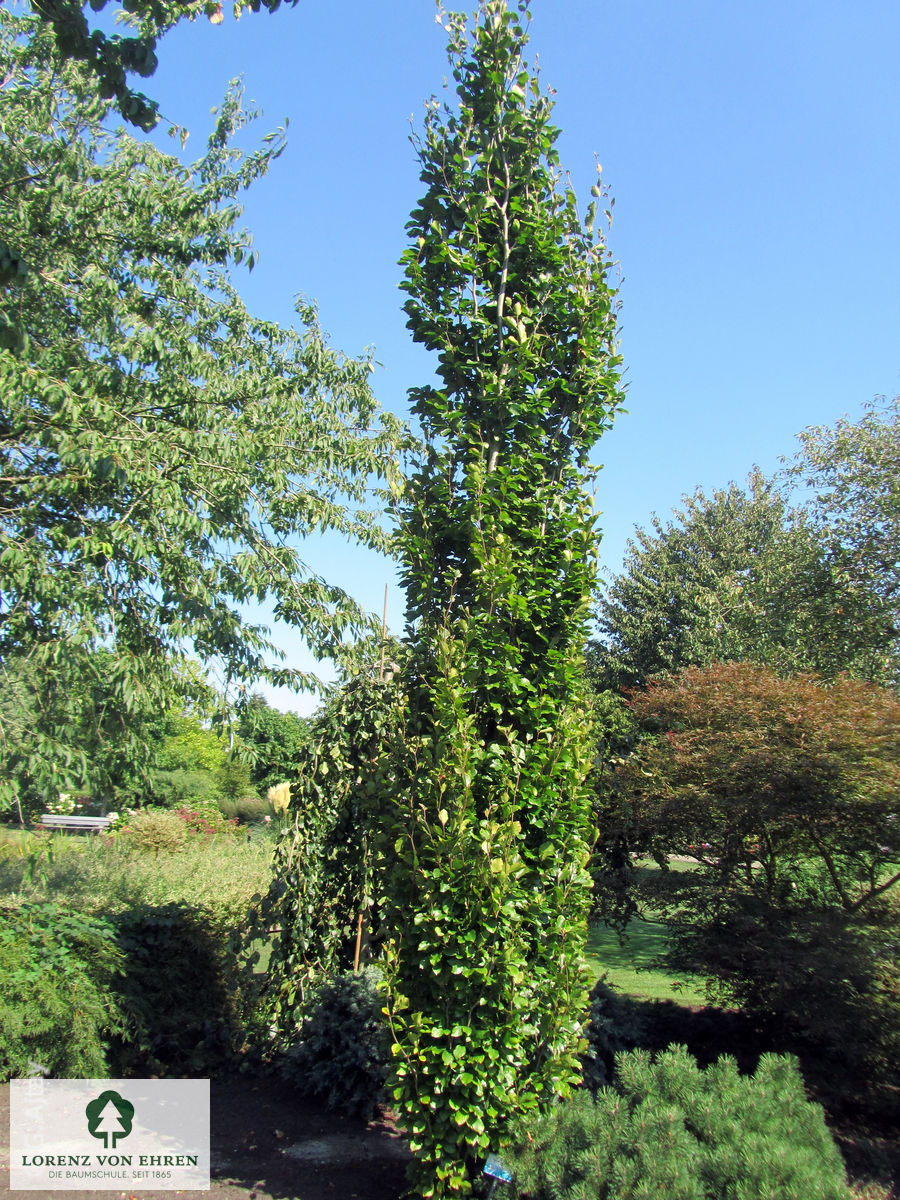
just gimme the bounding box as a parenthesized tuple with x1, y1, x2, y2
(85, 1090, 135, 1149)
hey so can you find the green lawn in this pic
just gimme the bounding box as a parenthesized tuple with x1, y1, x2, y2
(583, 855, 707, 1005)
(585, 919, 707, 1006)
(2, 825, 707, 1007)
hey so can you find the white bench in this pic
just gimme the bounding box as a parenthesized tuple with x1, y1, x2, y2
(39, 814, 116, 834)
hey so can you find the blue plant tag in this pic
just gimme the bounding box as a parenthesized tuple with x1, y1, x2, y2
(483, 1154, 513, 1182)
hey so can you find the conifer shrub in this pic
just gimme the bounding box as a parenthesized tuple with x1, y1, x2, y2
(0, 902, 125, 1080)
(217, 756, 254, 802)
(505, 1046, 850, 1200)
(277, 967, 391, 1119)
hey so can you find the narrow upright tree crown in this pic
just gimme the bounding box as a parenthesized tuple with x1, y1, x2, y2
(400, 0, 622, 674)
(385, 2, 623, 1194)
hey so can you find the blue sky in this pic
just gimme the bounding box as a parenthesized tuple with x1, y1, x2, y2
(131, 0, 899, 712)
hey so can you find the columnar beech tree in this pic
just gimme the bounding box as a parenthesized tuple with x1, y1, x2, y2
(383, 3, 622, 1193)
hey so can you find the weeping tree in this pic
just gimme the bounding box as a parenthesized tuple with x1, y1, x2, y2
(260, 665, 401, 1038)
(382, 2, 623, 1193)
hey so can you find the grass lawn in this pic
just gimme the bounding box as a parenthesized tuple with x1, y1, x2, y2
(0, 824, 275, 923)
(585, 919, 707, 1006)
(583, 855, 707, 1005)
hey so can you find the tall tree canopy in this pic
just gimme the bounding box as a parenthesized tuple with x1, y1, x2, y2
(236, 692, 309, 791)
(0, 7, 404, 809)
(30, 0, 299, 131)
(592, 470, 897, 691)
(384, 1, 622, 1191)
(788, 393, 900, 644)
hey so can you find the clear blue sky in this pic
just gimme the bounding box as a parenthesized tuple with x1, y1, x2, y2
(133, 0, 900, 713)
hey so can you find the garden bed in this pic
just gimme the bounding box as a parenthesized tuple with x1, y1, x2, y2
(0, 1073, 408, 1200)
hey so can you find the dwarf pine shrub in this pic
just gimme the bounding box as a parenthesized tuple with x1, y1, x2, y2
(505, 1045, 850, 1200)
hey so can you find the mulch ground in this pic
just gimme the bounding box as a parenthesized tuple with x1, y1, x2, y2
(3, 1057, 897, 1200)
(1, 1074, 409, 1200)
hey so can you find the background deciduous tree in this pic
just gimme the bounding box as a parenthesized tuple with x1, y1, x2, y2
(596, 661, 900, 1089)
(0, 649, 176, 818)
(787, 393, 900, 655)
(592, 470, 897, 690)
(29, 0, 300, 131)
(236, 693, 309, 793)
(0, 8, 405, 813)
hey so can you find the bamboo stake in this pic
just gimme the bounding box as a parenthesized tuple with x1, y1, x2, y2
(353, 911, 364, 974)
(379, 582, 389, 680)
(356, 587, 388, 975)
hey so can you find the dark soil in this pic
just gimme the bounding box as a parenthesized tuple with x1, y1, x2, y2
(1, 1074, 409, 1200)
(3, 1023, 897, 1200)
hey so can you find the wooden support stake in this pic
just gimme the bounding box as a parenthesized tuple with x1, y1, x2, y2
(353, 911, 364, 974)
(379, 582, 388, 681)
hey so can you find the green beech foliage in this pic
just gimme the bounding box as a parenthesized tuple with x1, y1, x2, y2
(382, 2, 623, 1193)
(0, 8, 405, 812)
(260, 669, 400, 1039)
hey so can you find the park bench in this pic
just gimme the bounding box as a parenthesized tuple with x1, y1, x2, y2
(39, 814, 116, 834)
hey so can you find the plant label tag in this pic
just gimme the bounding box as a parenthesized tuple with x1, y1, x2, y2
(483, 1154, 513, 1182)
